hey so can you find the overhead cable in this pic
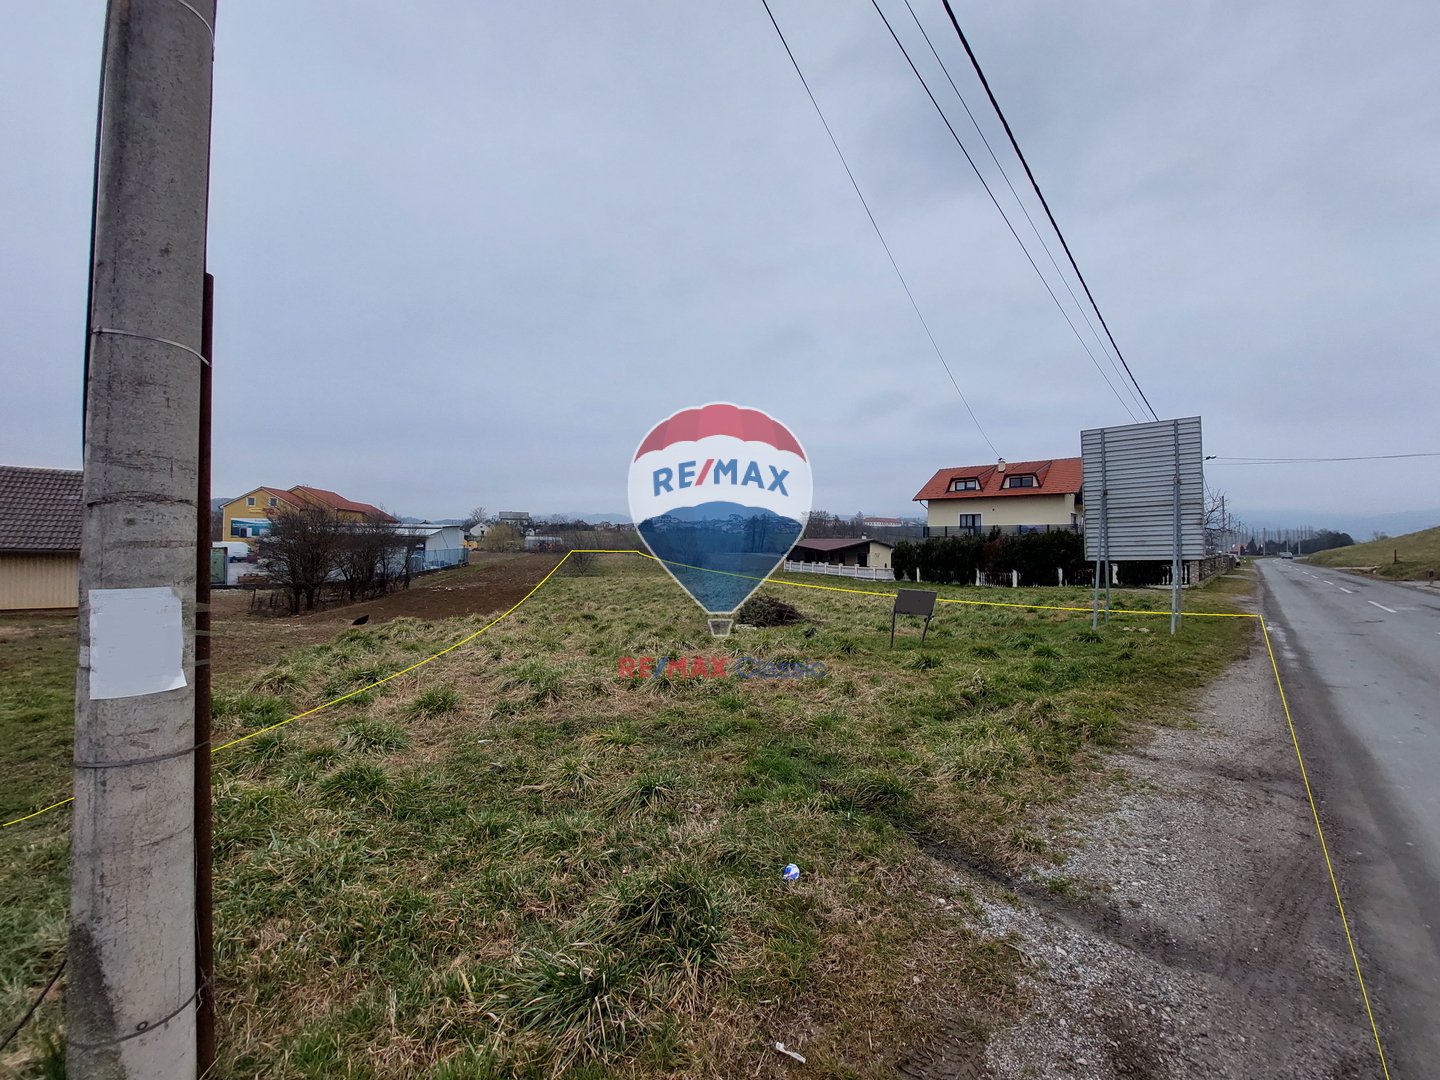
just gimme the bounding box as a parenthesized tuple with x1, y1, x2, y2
(759, 0, 1001, 457)
(1207, 452, 1440, 465)
(867, 0, 1143, 423)
(897, 0, 1151, 422)
(939, 0, 1160, 421)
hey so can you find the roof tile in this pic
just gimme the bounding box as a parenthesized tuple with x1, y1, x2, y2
(0, 465, 83, 552)
(913, 457, 1082, 502)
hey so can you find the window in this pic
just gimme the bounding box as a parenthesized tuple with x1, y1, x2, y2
(949, 477, 979, 492)
(246, 496, 255, 506)
(1004, 474, 1036, 489)
(268, 497, 277, 507)
(958, 514, 981, 528)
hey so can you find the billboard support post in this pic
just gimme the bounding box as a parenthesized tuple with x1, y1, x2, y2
(1091, 430, 1109, 628)
(1082, 417, 1204, 633)
(1171, 419, 1182, 634)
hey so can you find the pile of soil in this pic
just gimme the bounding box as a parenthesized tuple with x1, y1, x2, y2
(736, 594, 810, 627)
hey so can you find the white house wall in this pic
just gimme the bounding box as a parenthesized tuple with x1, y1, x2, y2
(925, 493, 1075, 529)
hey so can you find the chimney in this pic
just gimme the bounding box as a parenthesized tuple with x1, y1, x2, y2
(996, 458, 1007, 474)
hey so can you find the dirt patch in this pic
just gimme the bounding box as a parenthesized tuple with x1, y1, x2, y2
(210, 555, 560, 679)
(932, 620, 1387, 1078)
(898, 1029, 990, 1079)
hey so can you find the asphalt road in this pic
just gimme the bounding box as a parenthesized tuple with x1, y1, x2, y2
(1257, 558, 1440, 1074)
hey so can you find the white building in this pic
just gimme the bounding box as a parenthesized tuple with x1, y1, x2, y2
(394, 524, 468, 571)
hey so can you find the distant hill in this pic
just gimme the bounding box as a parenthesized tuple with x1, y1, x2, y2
(1303, 525, 1440, 580)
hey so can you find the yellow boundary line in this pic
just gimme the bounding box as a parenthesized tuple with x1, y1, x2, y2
(0, 550, 1396, 1072)
(1, 797, 79, 829)
(1260, 618, 1391, 1076)
(2, 551, 580, 829)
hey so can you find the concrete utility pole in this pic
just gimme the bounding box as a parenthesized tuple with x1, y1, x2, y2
(70, 2, 215, 1077)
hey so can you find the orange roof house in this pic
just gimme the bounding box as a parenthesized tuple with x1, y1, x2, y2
(221, 485, 395, 540)
(289, 486, 392, 521)
(913, 457, 1083, 536)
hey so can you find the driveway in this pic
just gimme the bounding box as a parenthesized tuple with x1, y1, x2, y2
(1257, 557, 1440, 1073)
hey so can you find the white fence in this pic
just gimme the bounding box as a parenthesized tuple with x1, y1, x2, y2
(784, 560, 895, 581)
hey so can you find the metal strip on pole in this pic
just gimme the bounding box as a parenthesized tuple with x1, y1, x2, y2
(70, 2, 215, 1076)
(1101, 432, 1110, 624)
(195, 272, 215, 1071)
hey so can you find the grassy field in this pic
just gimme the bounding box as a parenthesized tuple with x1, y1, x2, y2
(0, 614, 75, 1078)
(1, 559, 1252, 1078)
(1302, 524, 1440, 580)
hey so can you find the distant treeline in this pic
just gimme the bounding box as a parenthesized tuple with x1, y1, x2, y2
(804, 511, 924, 543)
(1241, 530, 1354, 556)
(803, 512, 870, 538)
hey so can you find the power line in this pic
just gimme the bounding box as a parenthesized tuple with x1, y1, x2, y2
(866, 0, 1143, 423)
(939, 0, 1160, 422)
(759, 0, 1000, 457)
(896, 0, 1151, 422)
(1207, 452, 1440, 465)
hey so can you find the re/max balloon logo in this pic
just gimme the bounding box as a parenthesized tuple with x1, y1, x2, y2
(628, 403, 813, 617)
(650, 459, 791, 497)
(617, 656, 826, 679)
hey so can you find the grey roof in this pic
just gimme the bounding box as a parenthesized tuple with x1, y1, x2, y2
(0, 466, 83, 552)
(793, 537, 893, 552)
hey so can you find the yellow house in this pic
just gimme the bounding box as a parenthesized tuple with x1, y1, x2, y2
(221, 487, 304, 540)
(288, 486, 393, 523)
(913, 457, 1083, 536)
(221, 486, 394, 540)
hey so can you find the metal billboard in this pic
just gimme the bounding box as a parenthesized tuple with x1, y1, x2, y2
(1082, 417, 1205, 562)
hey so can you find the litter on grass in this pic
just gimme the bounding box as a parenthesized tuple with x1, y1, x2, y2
(782, 863, 801, 881)
(774, 1042, 807, 1063)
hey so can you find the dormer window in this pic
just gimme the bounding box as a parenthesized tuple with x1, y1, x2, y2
(1003, 474, 1037, 489)
(949, 477, 980, 492)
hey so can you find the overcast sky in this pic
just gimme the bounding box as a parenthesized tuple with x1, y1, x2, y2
(3, 1, 1437, 529)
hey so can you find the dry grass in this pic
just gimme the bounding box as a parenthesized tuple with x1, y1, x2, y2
(196, 558, 1249, 1078)
(1302, 523, 1440, 580)
(0, 613, 75, 1079)
(1, 558, 1250, 1078)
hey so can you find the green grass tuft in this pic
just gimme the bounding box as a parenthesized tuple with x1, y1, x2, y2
(337, 717, 411, 753)
(406, 685, 463, 718)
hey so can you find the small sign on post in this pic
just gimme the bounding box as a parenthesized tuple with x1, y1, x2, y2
(891, 589, 938, 648)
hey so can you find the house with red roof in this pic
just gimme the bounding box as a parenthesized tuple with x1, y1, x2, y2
(221, 485, 395, 540)
(912, 457, 1083, 537)
(288, 486, 392, 521)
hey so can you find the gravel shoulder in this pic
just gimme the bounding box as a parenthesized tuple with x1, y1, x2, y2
(945, 613, 1389, 1078)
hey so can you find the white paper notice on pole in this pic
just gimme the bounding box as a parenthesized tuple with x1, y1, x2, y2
(88, 587, 187, 699)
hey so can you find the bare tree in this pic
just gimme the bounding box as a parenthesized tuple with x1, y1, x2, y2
(257, 505, 344, 613)
(1203, 485, 1230, 556)
(803, 511, 863, 539)
(463, 505, 487, 529)
(337, 514, 405, 601)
